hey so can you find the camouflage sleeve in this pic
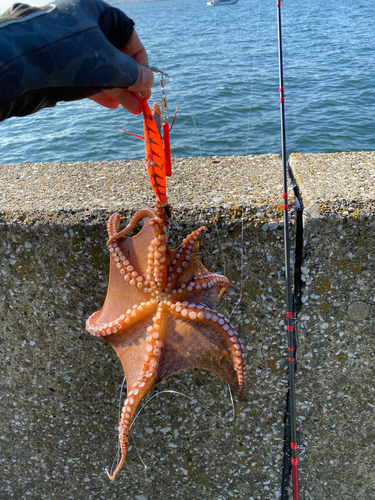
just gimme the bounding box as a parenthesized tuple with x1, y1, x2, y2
(0, 0, 140, 121)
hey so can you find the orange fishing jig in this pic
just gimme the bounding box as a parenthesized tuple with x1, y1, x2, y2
(117, 67, 174, 208)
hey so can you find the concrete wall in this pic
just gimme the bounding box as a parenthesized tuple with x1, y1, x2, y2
(0, 152, 374, 500)
(288, 152, 375, 499)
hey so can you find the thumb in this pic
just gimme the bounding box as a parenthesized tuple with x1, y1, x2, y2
(127, 64, 154, 92)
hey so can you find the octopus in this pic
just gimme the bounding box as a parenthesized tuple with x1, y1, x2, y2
(86, 201, 247, 480)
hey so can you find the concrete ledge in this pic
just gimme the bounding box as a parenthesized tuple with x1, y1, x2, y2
(0, 152, 374, 499)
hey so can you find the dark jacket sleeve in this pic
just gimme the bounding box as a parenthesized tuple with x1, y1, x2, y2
(0, 0, 139, 121)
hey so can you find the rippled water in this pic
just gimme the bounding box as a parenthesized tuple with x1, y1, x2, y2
(0, 0, 374, 164)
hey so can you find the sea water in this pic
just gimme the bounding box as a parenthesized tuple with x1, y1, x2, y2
(0, 0, 374, 164)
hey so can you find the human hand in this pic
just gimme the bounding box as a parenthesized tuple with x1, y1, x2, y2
(89, 30, 154, 115)
(0, 0, 154, 121)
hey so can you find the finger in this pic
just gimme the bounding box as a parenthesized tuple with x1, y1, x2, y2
(103, 88, 152, 115)
(89, 93, 120, 109)
(127, 65, 154, 91)
(120, 30, 149, 66)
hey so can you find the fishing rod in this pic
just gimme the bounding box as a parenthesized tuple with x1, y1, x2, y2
(276, 1, 300, 499)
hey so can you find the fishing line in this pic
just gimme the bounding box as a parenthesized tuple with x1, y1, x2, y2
(108, 377, 127, 476)
(212, 211, 226, 276)
(225, 0, 263, 324)
(245, 0, 262, 158)
(133, 441, 149, 470)
(176, 93, 202, 157)
(132, 388, 234, 425)
(117, 376, 127, 423)
(235, 0, 262, 312)
(227, 384, 235, 422)
(175, 92, 227, 274)
(128, 386, 236, 469)
(109, 377, 237, 473)
(171, 105, 221, 276)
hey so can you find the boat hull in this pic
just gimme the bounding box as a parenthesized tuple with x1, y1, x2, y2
(207, 0, 239, 5)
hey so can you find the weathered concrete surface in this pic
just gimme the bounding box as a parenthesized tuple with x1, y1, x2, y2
(289, 152, 375, 500)
(0, 155, 289, 500)
(0, 151, 374, 500)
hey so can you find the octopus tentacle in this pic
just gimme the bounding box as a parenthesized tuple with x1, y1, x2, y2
(107, 209, 155, 246)
(107, 213, 121, 240)
(86, 299, 157, 337)
(105, 373, 154, 481)
(167, 273, 230, 300)
(146, 210, 169, 295)
(109, 241, 150, 291)
(106, 305, 167, 481)
(165, 227, 206, 293)
(166, 303, 247, 397)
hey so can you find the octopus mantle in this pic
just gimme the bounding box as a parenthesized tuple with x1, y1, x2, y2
(86, 202, 247, 480)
